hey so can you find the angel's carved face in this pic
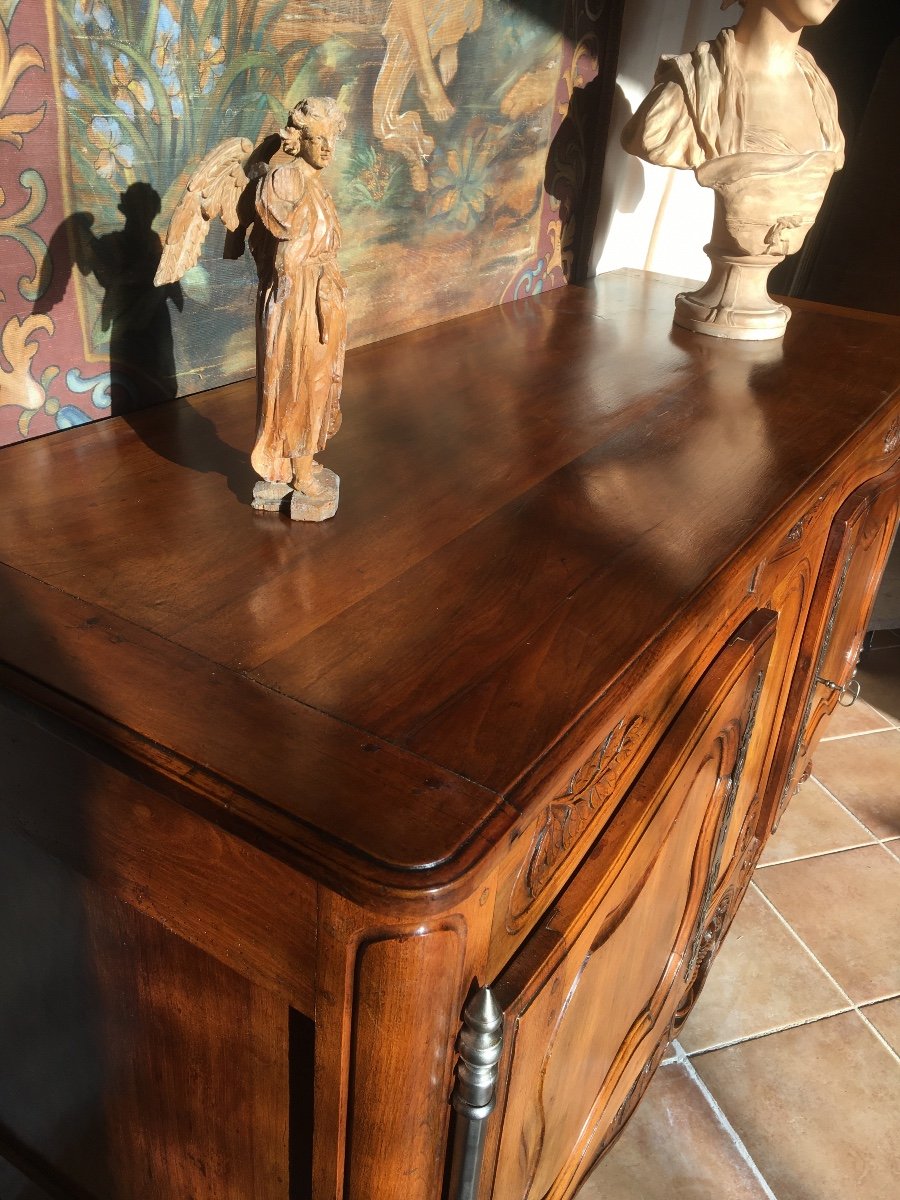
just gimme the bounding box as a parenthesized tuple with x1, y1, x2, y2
(287, 117, 337, 170)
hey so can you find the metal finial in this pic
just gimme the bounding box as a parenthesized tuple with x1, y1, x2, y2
(448, 986, 503, 1200)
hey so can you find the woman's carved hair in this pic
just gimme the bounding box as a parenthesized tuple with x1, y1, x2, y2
(288, 97, 347, 138)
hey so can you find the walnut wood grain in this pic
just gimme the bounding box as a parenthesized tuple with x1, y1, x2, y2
(0, 828, 289, 1198)
(0, 272, 898, 1199)
(485, 610, 776, 1200)
(0, 692, 318, 1012)
(766, 461, 900, 832)
(1, 276, 898, 901)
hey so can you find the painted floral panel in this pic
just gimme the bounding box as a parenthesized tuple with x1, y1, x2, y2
(0, 0, 614, 443)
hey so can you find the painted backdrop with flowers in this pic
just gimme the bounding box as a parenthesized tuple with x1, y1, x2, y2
(0, 0, 621, 445)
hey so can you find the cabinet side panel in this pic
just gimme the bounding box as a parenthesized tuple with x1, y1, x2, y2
(0, 827, 290, 1200)
(0, 694, 317, 1012)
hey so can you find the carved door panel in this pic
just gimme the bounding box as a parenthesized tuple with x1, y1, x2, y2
(479, 610, 776, 1200)
(770, 462, 900, 832)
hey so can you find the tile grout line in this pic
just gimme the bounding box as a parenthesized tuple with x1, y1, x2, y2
(856, 1008, 900, 1066)
(682, 1005, 854, 1058)
(756, 838, 876, 869)
(670, 1043, 781, 1200)
(748, 880, 857, 1008)
(755, 764, 900, 870)
(809, 773, 900, 847)
(821, 724, 895, 742)
(875, 840, 900, 865)
(748, 882, 900, 1068)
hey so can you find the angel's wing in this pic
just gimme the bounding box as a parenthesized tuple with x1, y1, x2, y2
(154, 137, 255, 285)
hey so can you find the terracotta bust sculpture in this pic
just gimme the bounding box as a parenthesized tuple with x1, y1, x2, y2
(155, 97, 347, 520)
(623, 0, 844, 340)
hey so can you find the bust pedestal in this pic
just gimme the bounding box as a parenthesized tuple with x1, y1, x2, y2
(675, 248, 790, 341)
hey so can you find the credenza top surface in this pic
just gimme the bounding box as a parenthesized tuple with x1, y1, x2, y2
(2, 271, 899, 893)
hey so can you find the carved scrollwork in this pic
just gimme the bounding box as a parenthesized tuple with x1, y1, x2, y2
(778, 534, 856, 827)
(596, 874, 736, 1166)
(507, 716, 645, 932)
(594, 1036, 668, 1161)
(672, 888, 735, 1037)
(779, 487, 836, 553)
(683, 668, 764, 982)
(884, 417, 900, 457)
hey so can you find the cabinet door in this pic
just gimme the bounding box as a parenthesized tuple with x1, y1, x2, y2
(481, 610, 776, 1200)
(769, 463, 900, 832)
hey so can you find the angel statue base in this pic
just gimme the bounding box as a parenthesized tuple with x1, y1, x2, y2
(623, 0, 845, 342)
(155, 97, 348, 520)
(251, 468, 339, 521)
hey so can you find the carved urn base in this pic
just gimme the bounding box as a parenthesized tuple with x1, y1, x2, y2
(674, 248, 790, 342)
(251, 468, 340, 522)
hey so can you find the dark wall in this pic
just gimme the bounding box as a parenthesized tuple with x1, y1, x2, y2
(772, 0, 900, 313)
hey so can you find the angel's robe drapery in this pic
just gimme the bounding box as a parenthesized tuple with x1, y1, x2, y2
(250, 163, 347, 483)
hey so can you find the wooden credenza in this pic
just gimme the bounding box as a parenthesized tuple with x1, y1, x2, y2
(1, 271, 898, 1200)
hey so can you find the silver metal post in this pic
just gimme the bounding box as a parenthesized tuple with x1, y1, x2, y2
(447, 986, 503, 1200)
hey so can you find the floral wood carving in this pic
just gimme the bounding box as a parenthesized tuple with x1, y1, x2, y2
(673, 889, 735, 1035)
(507, 716, 645, 932)
(778, 486, 837, 554)
(595, 1036, 668, 1163)
(885, 417, 900, 457)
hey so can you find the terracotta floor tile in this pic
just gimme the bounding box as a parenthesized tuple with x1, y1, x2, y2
(755, 845, 900, 1003)
(758, 777, 875, 865)
(678, 885, 848, 1053)
(810, 729, 900, 839)
(576, 1062, 772, 1200)
(692, 1012, 900, 1200)
(821, 697, 894, 738)
(861, 996, 900, 1056)
(857, 647, 900, 724)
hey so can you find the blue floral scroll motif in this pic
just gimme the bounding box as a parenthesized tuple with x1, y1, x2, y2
(56, 406, 90, 429)
(65, 366, 135, 410)
(513, 259, 546, 300)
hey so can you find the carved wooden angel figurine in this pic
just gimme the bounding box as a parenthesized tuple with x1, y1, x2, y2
(155, 97, 348, 520)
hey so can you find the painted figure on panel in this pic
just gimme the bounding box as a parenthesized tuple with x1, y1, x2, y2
(375, 0, 484, 190)
(155, 98, 347, 522)
(623, 0, 844, 340)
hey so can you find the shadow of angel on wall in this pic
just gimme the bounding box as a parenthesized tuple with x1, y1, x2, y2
(301, 0, 484, 191)
(35, 183, 183, 415)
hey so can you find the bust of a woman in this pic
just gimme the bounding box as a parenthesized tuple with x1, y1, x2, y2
(623, 0, 844, 340)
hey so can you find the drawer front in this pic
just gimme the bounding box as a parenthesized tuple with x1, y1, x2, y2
(481, 609, 776, 1200)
